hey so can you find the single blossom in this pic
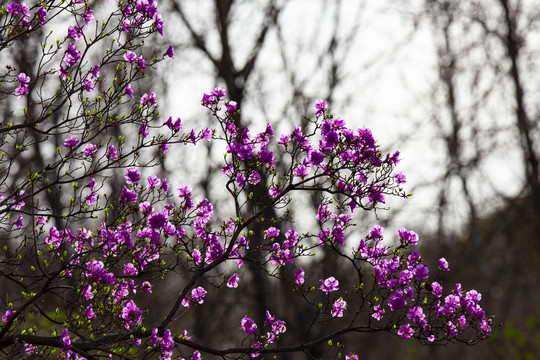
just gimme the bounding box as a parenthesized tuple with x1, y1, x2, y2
(124, 51, 137, 63)
(15, 215, 23, 230)
(63, 136, 80, 148)
(125, 83, 134, 98)
(227, 273, 239, 288)
(83, 78, 94, 92)
(67, 25, 83, 41)
(241, 316, 257, 336)
(439, 257, 450, 271)
(121, 186, 137, 203)
(107, 144, 118, 159)
(85, 304, 96, 319)
(331, 298, 347, 317)
(140, 92, 157, 107)
(36, 6, 47, 26)
(226, 101, 237, 113)
(15, 72, 30, 98)
(165, 45, 174, 58)
(154, 14, 164, 36)
(82, 9, 94, 25)
(313, 99, 327, 116)
(91, 64, 100, 78)
(2, 309, 15, 323)
(398, 324, 415, 339)
(147, 174, 161, 190)
(320, 277, 339, 293)
(84, 143, 97, 157)
(125, 167, 141, 184)
(124, 263, 138, 276)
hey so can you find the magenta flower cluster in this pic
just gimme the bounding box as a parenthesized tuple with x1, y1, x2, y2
(0, 0, 494, 352)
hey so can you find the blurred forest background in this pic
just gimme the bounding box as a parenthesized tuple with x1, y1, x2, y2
(3, 0, 540, 358)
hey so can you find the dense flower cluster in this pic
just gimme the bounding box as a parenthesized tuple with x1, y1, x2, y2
(0, 1, 492, 358)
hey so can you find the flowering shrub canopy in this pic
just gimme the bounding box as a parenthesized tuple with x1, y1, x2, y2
(0, 1, 491, 359)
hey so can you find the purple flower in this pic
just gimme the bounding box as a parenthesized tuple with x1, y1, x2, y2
(236, 173, 245, 188)
(294, 267, 305, 285)
(120, 299, 142, 329)
(137, 55, 146, 69)
(83, 78, 94, 92)
(141, 281, 152, 293)
(121, 185, 137, 203)
(294, 164, 310, 178)
(15, 72, 30, 98)
(147, 211, 167, 230)
(160, 140, 168, 154)
(154, 14, 164, 36)
(124, 263, 138, 276)
(372, 305, 385, 320)
(67, 25, 83, 41)
(191, 248, 202, 266)
(84, 144, 97, 157)
(320, 277, 339, 293)
(413, 264, 429, 280)
(2, 309, 15, 323)
(201, 93, 215, 107)
(85, 192, 97, 206)
(165, 45, 174, 58)
(85, 260, 115, 284)
(398, 324, 415, 339)
(264, 227, 280, 239)
(36, 5, 48, 25)
(15, 215, 23, 230)
(346, 355, 359, 360)
(121, 19, 131, 32)
(407, 306, 425, 323)
(63, 136, 80, 148)
(82, 284, 94, 300)
(226, 101, 237, 113)
(6, 2, 29, 17)
(331, 298, 347, 317)
(85, 304, 96, 319)
(431, 281, 443, 298)
(63, 43, 81, 67)
(12, 190, 25, 210)
(107, 145, 118, 160)
(368, 186, 385, 204)
(211, 87, 226, 97)
(125, 167, 141, 184)
(399, 269, 413, 284)
(398, 227, 418, 245)
(278, 134, 291, 145)
(124, 51, 137, 63)
(140, 92, 157, 107)
(369, 225, 385, 240)
(388, 290, 407, 311)
(248, 171, 260, 185)
(165, 116, 182, 131)
(313, 99, 327, 116)
(125, 83, 134, 98)
(91, 64, 100, 78)
(227, 273, 239, 288)
(439, 257, 450, 271)
(147, 174, 161, 190)
(82, 9, 94, 25)
(241, 316, 257, 336)
(16, 72, 30, 84)
(308, 150, 324, 166)
(394, 171, 406, 184)
(191, 286, 207, 304)
(61, 328, 71, 349)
